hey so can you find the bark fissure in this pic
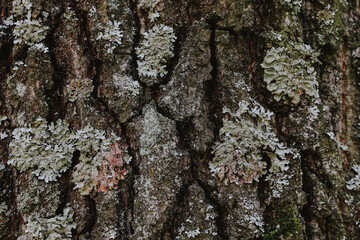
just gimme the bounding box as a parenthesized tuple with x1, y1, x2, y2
(44, 5, 66, 122)
(300, 151, 316, 239)
(206, 19, 222, 140)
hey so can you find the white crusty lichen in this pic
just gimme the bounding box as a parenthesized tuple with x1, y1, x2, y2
(0, 0, 49, 52)
(8, 118, 75, 182)
(346, 165, 360, 191)
(136, 24, 176, 80)
(261, 43, 319, 105)
(22, 205, 76, 240)
(66, 78, 94, 102)
(96, 20, 124, 54)
(210, 99, 296, 185)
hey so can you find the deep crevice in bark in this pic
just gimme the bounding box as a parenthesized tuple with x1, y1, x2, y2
(300, 150, 316, 239)
(120, 122, 136, 237)
(78, 196, 97, 236)
(192, 168, 229, 240)
(56, 150, 80, 216)
(44, 5, 66, 122)
(160, 181, 192, 240)
(205, 19, 222, 142)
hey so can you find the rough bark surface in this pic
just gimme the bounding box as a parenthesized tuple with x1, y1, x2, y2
(0, 0, 360, 239)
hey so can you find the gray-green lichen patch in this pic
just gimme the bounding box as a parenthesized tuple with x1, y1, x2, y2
(0, 0, 49, 52)
(71, 125, 130, 195)
(261, 43, 319, 105)
(66, 78, 94, 103)
(138, 0, 161, 22)
(347, 164, 360, 191)
(313, 1, 345, 46)
(158, 21, 213, 152)
(18, 205, 76, 240)
(8, 118, 130, 195)
(9, 118, 74, 182)
(16, 175, 60, 218)
(174, 183, 218, 239)
(92, 190, 122, 240)
(136, 24, 177, 85)
(6, 50, 54, 126)
(211, 99, 297, 187)
(132, 103, 190, 239)
(99, 69, 142, 123)
(96, 20, 124, 54)
(159, 21, 211, 121)
(87, 0, 134, 58)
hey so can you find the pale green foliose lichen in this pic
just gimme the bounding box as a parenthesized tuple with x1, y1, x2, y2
(211, 99, 295, 185)
(346, 165, 360, 191)
(261, 43, 319, 105)
(96, 20, 124, 54)
(8, 118, 74, 183)
(66, 78, 94, 102)
(283, 0, 302, 13)
(0, 0, 49, 52)
(8, 118, 130, 195)
(22, 206, 76, 240)
(138, 0, 160, 8)
(136, 24, 176, 80)
(138, 0, 161, 21)
(71, 125, 122, 195)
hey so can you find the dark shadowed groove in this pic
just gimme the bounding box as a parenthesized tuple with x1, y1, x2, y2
(120, 122, 137, 237)
(43, 4, 66, 122)
(160, 181, 192, 239)
(0, 3, 21, 238)
(192, 165, 229, 240)
(205, 19, 222, 142)
(129, 0, 147, 92)
(175, 120, 228, 239)
(299, 150, 316, 239)
(79, 196, 97, 235)
(56, 150, 80, 216)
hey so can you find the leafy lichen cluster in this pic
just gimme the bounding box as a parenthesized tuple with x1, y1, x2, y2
(0, 0, 49, 52)
(136, 0, 177, 85)
(66, 78, 94, 102)
(8, 118, 130, 195)
(9, 118, 74, 183)
(96, 20, 124, 54)
(72, 125, 131, 195)
(211, 99, 296, 185)
(21, 205, 76, 240)
(347, 165, 360, 191)
(315, 2, 345, 46)
(261, 43, 319, 105)
(138, 0, 161, 21)
(136, 24, 176, 80)
(282, 0, 302, 13)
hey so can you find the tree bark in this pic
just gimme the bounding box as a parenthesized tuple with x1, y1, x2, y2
(1, 0, 360, 239)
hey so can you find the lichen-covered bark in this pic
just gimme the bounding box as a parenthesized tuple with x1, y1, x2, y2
(1, 0, 360, 239)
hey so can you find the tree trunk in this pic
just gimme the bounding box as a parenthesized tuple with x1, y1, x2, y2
(1, 0, 360, 239)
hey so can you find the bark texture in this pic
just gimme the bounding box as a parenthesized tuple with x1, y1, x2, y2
(1, 0, 360, 239)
